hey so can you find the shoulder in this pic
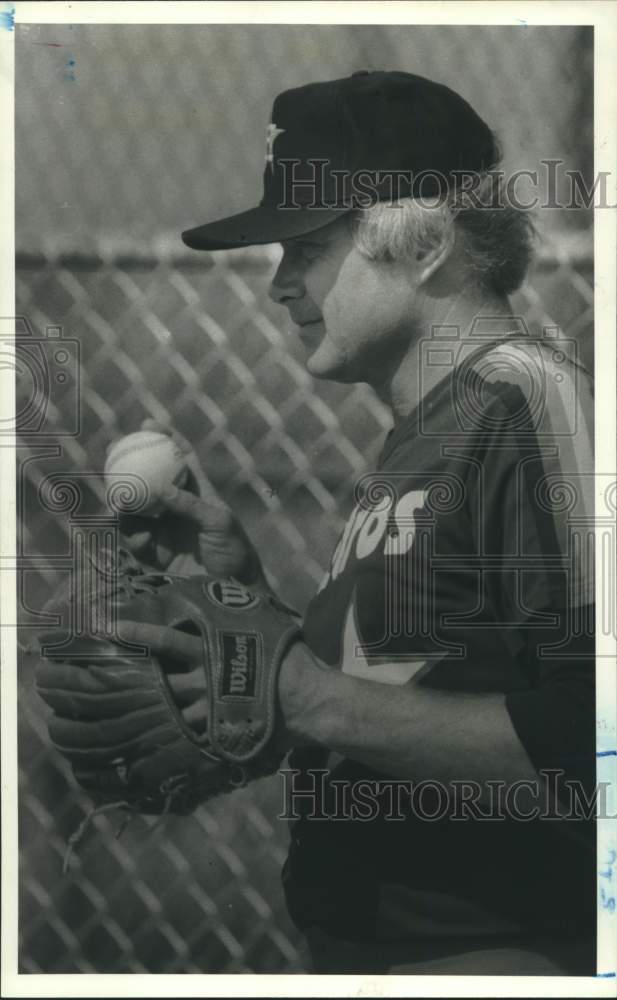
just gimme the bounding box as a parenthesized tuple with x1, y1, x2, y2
(465, 337, 593, 438)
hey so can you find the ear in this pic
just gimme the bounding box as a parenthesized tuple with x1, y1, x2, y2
(416, 224, 456, 286)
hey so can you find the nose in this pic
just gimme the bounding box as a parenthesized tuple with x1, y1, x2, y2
(268, 246, 304, 306)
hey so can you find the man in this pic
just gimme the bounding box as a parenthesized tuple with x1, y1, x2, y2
(123, 72, 596, 974)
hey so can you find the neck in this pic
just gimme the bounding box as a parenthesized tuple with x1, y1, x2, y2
(373, 290, 515, 423)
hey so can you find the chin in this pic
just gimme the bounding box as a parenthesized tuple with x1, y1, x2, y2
(306, 355, 352, 383)
(304, 342, 355, 383)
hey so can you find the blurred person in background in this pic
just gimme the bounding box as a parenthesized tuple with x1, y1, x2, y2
(121, 72, 595, 975)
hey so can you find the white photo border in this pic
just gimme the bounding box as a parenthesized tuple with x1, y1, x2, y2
(2, 2, 616, 996)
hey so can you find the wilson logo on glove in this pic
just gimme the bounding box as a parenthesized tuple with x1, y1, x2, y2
(205, 579, 259, 611)
(220, 631, 259, 697)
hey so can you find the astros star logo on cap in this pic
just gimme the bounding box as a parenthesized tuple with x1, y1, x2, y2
(265, 123, 285, 171)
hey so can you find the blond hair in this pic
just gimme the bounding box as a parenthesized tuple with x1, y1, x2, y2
(349, 174, 535, 296)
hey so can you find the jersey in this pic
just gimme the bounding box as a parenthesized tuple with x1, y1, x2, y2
(283, 331, 596, 954)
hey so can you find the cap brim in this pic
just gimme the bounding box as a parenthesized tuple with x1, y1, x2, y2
(181, 203, 352, 251)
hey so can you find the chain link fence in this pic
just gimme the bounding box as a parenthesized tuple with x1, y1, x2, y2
(14, 22, 593, 974)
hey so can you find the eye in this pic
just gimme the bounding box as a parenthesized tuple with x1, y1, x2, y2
(282, 240, 324, 265)
(286, 239, 322, 258)
(299, 243, 322, 262)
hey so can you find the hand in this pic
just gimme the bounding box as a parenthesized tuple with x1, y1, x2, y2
(35, 625, 208, 742)
(118, 420, 267, 585)
(114, 617, 312, 753)
(116, 619, 209, 735)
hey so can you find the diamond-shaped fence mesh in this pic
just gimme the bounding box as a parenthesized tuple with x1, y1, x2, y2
(13, 22, 593, 975)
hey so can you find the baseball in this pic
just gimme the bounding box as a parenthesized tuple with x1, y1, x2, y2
(104, 430, 189, 515)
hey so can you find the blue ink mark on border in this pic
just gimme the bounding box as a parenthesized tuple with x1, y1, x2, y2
(515, 18, 528, 26)
(597, 972, 616, 978)
(598, 750, 617, 757)
(0, 5, 15, 31)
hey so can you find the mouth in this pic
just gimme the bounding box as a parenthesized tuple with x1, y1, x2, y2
(285, 310, 324, 345)
(293, 317, 322, 327)
(297, 321, 324, 346)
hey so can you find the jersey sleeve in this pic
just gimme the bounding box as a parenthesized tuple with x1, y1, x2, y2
(467, 341, 595, 796)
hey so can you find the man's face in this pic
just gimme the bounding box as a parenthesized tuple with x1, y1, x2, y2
(268, 216, 421, 384)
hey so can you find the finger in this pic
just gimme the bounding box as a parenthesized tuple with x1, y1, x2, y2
(118, 521, 173, 572)
(36, 682, 160, 719)
(182, 453, 215, 502)
(159, 485, 232, 532)
(180, 698, 208, 734)
(141, 418, 168, 433)
(89, 664, 154, 689)
(36, 659, 156, 714)
(141, 419, 193, 457)
(166, 552, 205, 576)
(166, 667, 206, 707)
(36, 659, 113, 694)
(48, 704, 174, 758)
(181, 465, 205, 500)
(115, 620, 204, 663)
(120, 528, 153, 553)
(141, 420, 215, 503)
(196, 541, 244, 580)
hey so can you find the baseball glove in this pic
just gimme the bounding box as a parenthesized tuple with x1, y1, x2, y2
(34, 548, 301, 821)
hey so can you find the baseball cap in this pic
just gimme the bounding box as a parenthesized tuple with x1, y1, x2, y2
(182, 70, 497, 251)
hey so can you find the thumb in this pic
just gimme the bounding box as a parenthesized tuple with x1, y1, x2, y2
(159, 485, 234, 534)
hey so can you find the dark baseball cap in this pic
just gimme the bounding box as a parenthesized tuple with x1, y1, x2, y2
(182, 70, 497, 251)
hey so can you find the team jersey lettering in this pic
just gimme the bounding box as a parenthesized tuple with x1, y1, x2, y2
(318, 489, 426, 592)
